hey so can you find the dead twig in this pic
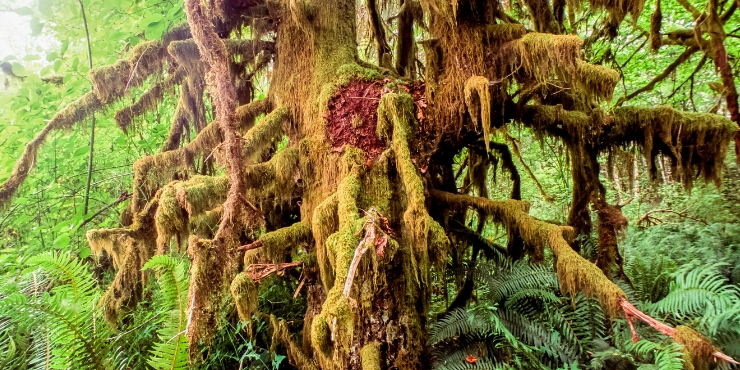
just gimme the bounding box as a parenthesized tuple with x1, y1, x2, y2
(637, 209, 708, 228)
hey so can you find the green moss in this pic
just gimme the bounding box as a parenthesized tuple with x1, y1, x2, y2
(674, 325, 715, 370)
(360, 342, 381, 370)
(258, 221, 311, 263)
(230, 272, 258, 335)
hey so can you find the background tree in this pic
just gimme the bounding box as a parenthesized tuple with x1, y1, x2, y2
(0, 0, 739, 369)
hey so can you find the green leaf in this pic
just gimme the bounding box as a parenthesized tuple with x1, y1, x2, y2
(38, 0, 53, 17)
(13, 7, 33, 16)
(74, 146, 91, 157)
(30, 17, 44, 36)
(52, 233, 71, 249)
(78, 247, 91, 259)
(145, 21, 165, 40)
(46, 52, 58, 62)
(60, 40, 69, 55)
(11, 63, 27, 77)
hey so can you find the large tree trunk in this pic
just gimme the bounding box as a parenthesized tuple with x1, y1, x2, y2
(266, 1, 431, 368)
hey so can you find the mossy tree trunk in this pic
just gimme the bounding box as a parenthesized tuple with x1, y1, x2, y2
(2, 0, 739, 368)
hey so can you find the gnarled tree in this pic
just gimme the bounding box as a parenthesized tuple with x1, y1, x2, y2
(1, 0, 739, 369)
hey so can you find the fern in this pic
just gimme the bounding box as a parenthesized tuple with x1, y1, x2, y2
(143, 255, 191, 370)
(627, 340, 684, 370)
(482, 260, 559, 304)
(0, 252, 111, 370)
(650, 262, 740, 317)
(624, 255, 675, 304)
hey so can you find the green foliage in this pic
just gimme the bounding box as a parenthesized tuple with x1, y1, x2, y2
(143, 255, 191, 370)
(0, 251, 111, 370)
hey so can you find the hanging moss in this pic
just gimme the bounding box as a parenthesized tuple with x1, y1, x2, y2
(608, 105, 737, 188)
(485, 23, 527, 42)
(86, 200, 158, 327)
(498, 33, 583, 83)
(464, 76, 493, 151)
(0, 92, 102, 207)
(431, 190, 627, 317)
(576, 60, 620, 102)
(230, 272, 259, 336)
(114, 67, 187, 134)
(130, 99, 272, 212)
(90, 40, 172, 104)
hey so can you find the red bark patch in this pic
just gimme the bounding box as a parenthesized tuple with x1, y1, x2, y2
(326, 80, 387, 159)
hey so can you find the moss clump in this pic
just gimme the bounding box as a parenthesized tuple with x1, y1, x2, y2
(230, 272, 258, 336)
(674, 326, 715, 370)
(360, 341, 381, 370)
(243, 222, 311, 265)
(576, 60, 620, 102)
(464, 76, 493, 151)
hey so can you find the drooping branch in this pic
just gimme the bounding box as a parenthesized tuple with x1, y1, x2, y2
(0, 93, 101, 207)
(432, 189, 626, 316)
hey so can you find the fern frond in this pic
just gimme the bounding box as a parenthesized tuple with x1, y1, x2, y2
(483, 260, 558, 304)
(27, 252, 98, 301)
(0, 293, 110, 369)
(627, 340, 684, 370)
(143, 255, 190, 370)
(650, 262, 740, 317)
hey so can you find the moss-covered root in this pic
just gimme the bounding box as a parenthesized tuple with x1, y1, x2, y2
(310, 159, 364, 370)
(464, 76, 493, 151)
(360, 342, 381, 370)
(378, 93, 449, 285)
(0, 92, 102, 208)
(242, 221, 311, 265)
(312, 194, 339, 290)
